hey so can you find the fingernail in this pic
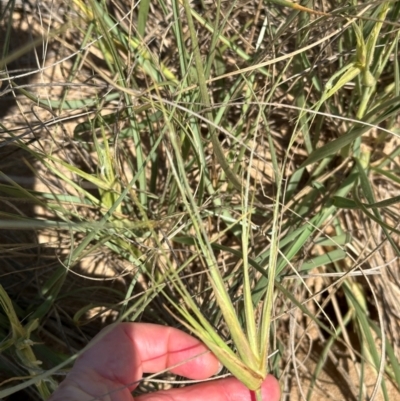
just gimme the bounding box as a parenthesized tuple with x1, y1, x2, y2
(216, 361, 224, 375)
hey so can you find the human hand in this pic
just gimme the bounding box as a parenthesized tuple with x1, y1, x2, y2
(49, 323, 280, 401)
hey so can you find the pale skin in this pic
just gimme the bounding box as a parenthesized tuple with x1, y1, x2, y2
(49, 323, 281, 401)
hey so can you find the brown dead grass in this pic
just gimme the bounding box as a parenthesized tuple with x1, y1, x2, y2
(1, 1, 400, 401)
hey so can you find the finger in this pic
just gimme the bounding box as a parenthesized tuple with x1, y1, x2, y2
(71, 323, 220, 390)
(122, 323, 221, 379)
(136, 375, 281, 401)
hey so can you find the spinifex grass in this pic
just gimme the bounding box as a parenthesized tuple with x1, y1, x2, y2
(1, 0, 400, 400)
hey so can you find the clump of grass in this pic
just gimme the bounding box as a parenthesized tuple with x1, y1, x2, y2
(1, 0, 400, 400)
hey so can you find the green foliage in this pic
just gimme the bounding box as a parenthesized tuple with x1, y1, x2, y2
(1, 0, 399, 400)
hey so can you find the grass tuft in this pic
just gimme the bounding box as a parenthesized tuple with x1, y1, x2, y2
(0, 0, 399, 400)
